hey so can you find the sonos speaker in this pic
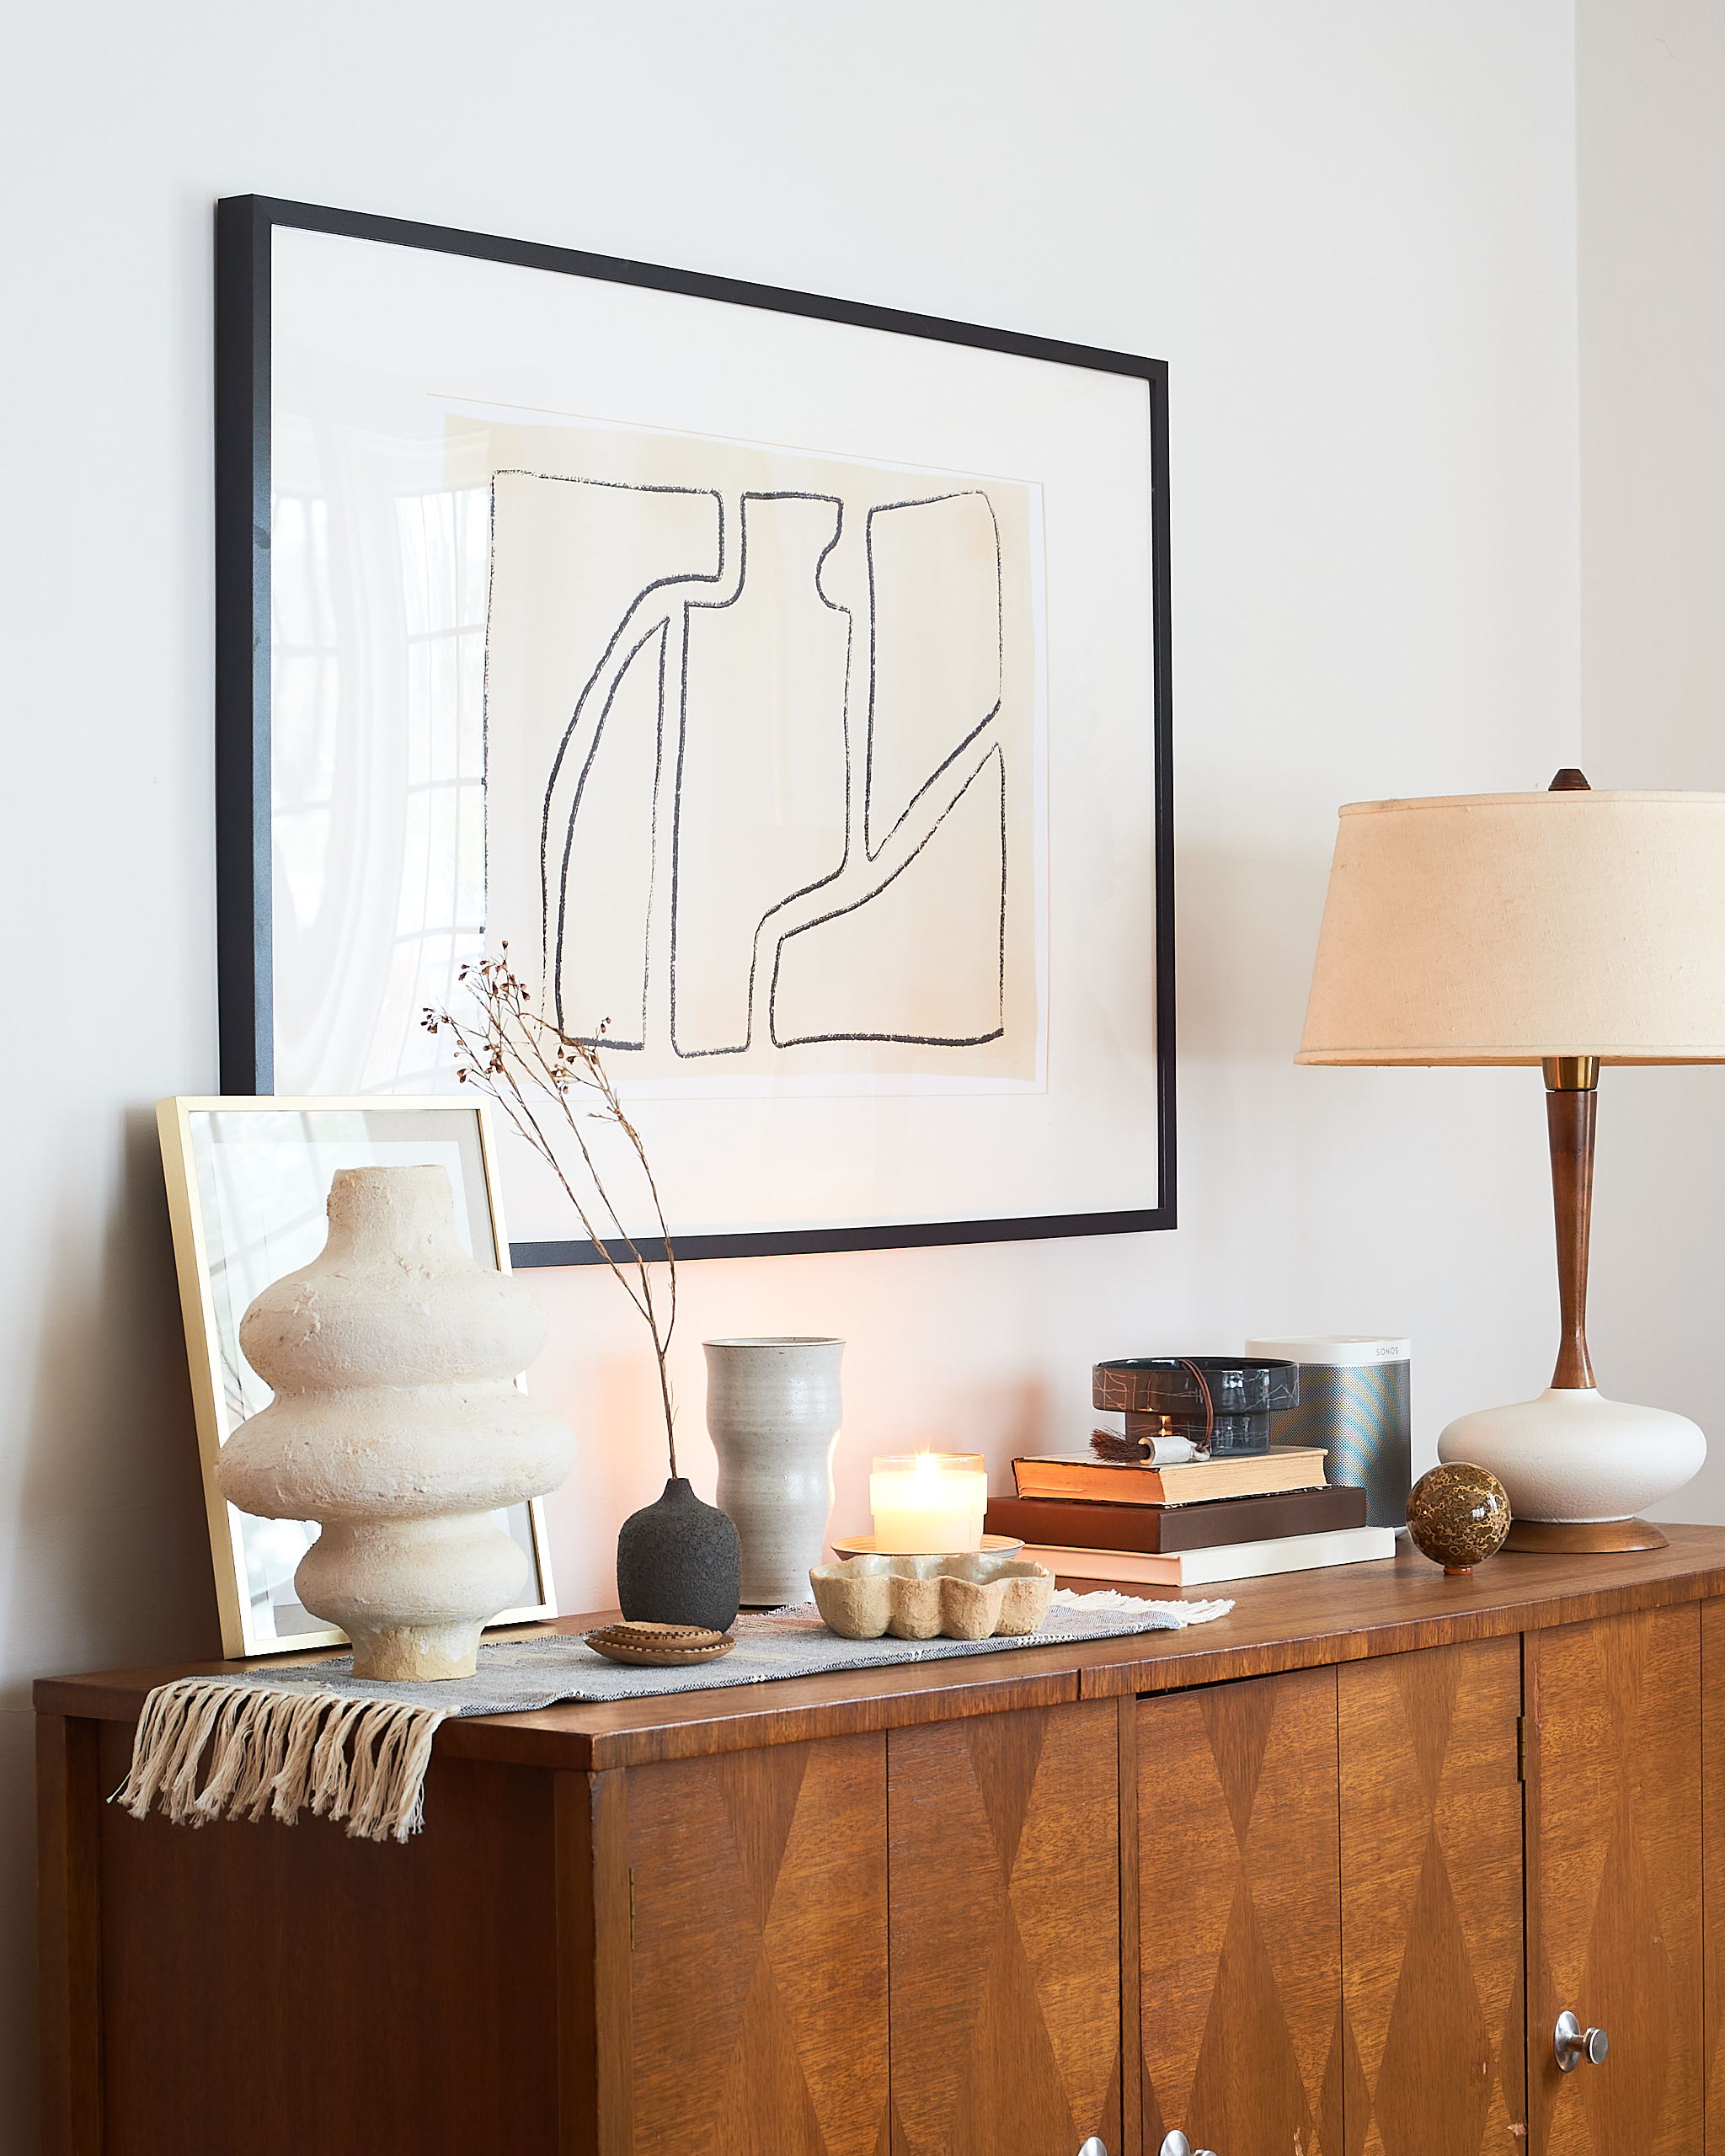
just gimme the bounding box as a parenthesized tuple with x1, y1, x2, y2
(1245, 1335, 1413, 1530)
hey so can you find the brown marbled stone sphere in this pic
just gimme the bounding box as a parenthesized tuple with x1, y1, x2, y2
(1407, 1462, 1512, 1575)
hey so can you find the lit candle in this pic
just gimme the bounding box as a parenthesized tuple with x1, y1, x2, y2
(868, 1451, 988, 1553)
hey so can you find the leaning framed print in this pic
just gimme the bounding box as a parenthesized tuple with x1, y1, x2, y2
(215, 195, 1174, 1265)
(157, 1095, 558, 1658)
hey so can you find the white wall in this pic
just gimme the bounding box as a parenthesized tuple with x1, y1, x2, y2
(1575, 0, 1725, 1523)
(0, 5, 1584, 2143)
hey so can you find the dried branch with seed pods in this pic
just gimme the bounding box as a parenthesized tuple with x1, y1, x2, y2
(422, 950, 679, 1475)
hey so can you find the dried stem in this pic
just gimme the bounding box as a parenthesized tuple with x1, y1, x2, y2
(424, 950, 679, 1478)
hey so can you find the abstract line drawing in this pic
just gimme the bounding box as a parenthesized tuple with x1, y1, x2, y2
(482, 435, 1038, 1089)
(863, 492, 1003, 861)
(511, 473, 725, 1044)
(771, 742, 1007, 1048)
(672, 492, 852, 1059)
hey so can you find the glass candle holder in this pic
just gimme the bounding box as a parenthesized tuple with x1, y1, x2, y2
(868, 1452, 988, 1553)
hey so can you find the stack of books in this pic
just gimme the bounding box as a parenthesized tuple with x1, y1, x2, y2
(988, 1444, 1397, 1589)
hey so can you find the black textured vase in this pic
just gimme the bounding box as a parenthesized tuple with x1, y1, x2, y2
(616, 1477, 743, 1631)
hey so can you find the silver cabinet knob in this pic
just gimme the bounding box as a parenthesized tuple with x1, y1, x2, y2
(1077, 2141, 1108, 2156)
(1556, 2009, 1609, 2071)
(1159, 2134, 1218, 2156)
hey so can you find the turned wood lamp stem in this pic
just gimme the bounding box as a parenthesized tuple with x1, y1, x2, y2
(1541, 766, 1601, 1394)
(1543, 1054, 1599, 1390)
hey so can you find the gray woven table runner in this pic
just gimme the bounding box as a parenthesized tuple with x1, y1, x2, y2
(113, 1592, 1231, 1843)
(273, 1592, 1231, 1710)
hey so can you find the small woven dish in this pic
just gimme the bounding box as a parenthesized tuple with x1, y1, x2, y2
(584, 1621, 737, 1668)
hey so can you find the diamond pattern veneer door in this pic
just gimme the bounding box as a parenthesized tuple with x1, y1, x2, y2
(1339, 1637, 1525, 2154)
(628, 1732, 890, 2156)
(1139, 1664, 1343, 2155)
(1530, 1604, 1701, 2154)
(887, 1700, 1121, 2156)
(1705, 1600, 1725, 2147)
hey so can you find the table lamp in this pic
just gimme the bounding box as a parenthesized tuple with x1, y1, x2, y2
(1296, 771, 1725, 1553)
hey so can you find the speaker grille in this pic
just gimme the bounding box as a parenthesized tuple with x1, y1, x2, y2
(1272, 1361, 1411, 1529)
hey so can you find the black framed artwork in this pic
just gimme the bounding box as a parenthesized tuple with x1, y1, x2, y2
(215, 195, 1174, 1266)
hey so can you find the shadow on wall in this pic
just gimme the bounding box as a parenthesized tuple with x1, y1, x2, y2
(6, 1105, 221, 1691)
(1175, 846, 1332, 1057)
(1589, 1065, 1725, 1525)
(937, 1377, 1049, 1460)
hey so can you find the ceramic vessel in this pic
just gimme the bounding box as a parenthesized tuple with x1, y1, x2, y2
(615, 1477, 742, 1632)
(809, 1552, 1055, 1641)
(704, 1337, 843, 1606)
(216, 1166, 576, 1681)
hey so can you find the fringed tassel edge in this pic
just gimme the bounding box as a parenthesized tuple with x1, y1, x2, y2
(109, 1678, 449, 1844)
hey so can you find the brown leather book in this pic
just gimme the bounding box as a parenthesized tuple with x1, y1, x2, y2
(985, 1483, 1368, 1554)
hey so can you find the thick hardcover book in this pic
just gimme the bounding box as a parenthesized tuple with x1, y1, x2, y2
(985, 1483, 1366, 1555)
(1010, 1447, 1327, 1507)
(1026, 1524, 1397, 1588)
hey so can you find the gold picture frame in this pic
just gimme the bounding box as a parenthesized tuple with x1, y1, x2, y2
(157, 1095, 558, 1658)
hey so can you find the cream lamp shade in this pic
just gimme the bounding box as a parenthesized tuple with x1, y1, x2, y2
(1295, 778, 1725, 1557)
(1296, 789, 1725, 1065)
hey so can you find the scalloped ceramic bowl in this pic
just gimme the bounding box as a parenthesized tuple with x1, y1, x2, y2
(809, 1551, 1055, 1641)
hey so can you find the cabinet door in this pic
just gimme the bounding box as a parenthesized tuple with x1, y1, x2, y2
(627, 1732, 889, 2155)
(1138, 1664, 1342, 2156)
(889, 1699, 1121, 2156)
(1528, 1604, 1701, 2154)
(1339, 1637, 1525, 2153)
(1706, 1600, 1725, 2147)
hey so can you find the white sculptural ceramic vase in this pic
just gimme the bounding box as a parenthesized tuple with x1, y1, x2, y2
(216, 1166, 576, 1680)
(703, 1337, 843, 1607)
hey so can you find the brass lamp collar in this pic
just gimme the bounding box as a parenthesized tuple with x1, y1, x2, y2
(1541, 777, 1601, 1093)
(1542, 1056, 1599, 1093)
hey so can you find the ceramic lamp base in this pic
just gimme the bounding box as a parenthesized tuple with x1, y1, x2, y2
(1438, 1386, 1704, 1541)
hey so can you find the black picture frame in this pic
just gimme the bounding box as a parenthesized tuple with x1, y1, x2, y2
(214, 194, 1175, 1267)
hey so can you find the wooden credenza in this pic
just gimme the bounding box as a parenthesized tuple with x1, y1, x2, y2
(36, 1529, 1725, 2156)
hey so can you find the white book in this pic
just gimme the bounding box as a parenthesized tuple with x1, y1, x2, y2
(1023, 1524, 1397, 1588)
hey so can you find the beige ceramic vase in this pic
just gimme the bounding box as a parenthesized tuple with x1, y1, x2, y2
(216, 1165, 575, 1680)
(704, 1337, 842, 1606)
